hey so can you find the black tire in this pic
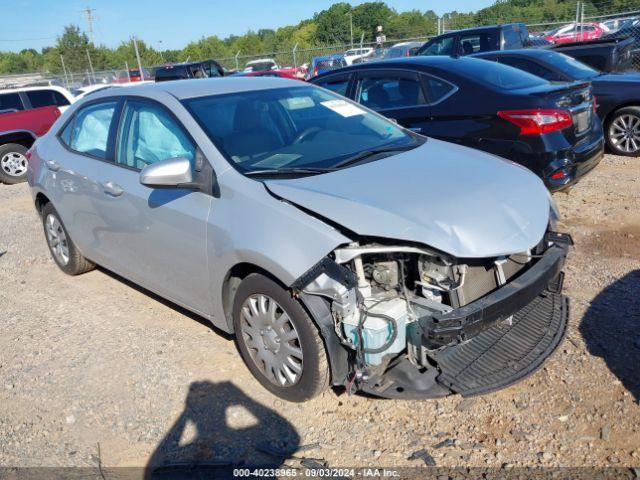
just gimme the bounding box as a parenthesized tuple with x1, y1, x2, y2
(605, 106, 640, 157)
(41, 203, 95, 275)
(232, 273, 330, 402)
(0, 143, 28, 184)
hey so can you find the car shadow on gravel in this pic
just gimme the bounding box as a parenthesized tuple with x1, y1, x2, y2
(98, 267, 233, 339)
(580, 269, 640, 402)
(145, 381, 300, 480)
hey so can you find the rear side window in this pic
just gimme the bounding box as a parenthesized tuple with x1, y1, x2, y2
(0, 93, 24, 113)
(357, 73, 426, 110)
(27, 90, 70, 108)
(314, 75, 350, 96)
(422, 75, 457, 104)
(65, 101, 117, 159)
(503, 28, 522, 49)
(420, 36, 454, 56)
(459, 32, 498, 55)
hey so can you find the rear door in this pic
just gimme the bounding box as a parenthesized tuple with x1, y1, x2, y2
(352, 69, 431, 134)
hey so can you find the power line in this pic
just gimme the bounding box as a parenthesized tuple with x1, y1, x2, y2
(0, 36, 57, 42)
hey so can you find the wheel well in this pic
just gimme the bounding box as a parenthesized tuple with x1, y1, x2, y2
(221, 263, 287, 332)
(603, 102, 640, 128)
(34, 193, 50, 216)
(0, 131, 36, 150)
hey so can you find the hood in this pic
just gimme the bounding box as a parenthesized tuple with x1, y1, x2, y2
(264, 139, 550, 259)
(595, 72, 640, 84)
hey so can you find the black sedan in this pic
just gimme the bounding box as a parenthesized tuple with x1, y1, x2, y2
(309, 56, 604, 191)
(473, 49, 640, 156)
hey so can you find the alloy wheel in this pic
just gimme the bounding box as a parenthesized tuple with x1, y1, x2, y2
(609, 113, 640, 154)
(45, 214, 70, 265)
(0, 152, 27, 178)
(239, 294, 304, 387)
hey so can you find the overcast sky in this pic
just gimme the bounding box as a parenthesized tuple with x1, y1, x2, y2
(2, 0, 494, 52)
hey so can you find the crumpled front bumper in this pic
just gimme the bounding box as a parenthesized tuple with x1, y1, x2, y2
(361, 234, 572, 399)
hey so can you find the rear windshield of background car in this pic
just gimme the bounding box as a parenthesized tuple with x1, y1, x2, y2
(536, 51, 598, 80)
(450, 58, 548, 90)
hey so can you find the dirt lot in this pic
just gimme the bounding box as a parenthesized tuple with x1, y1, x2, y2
(0, 154, 639, 473)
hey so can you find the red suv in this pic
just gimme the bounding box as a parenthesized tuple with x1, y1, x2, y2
(0, 86, 74, 184)
(545, 23, 606, 44)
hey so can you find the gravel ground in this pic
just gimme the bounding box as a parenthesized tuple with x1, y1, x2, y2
(0, 154, 639, 472)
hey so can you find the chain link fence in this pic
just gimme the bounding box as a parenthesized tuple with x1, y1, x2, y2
(1, 0, 639, 90)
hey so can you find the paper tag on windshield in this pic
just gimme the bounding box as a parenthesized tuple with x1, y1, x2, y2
(321, 99, 365, 117)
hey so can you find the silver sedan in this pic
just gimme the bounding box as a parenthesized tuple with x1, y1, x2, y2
(28, 77, 570, 401)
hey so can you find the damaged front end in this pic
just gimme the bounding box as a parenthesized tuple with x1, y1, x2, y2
(292, 231, 572, 399)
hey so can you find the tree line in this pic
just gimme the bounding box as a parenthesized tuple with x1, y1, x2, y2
(0, 0, 636, 75)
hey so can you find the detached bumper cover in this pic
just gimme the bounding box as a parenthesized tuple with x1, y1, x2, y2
(425, 240, 570, 348)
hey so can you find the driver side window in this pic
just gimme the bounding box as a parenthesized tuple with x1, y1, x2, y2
(116, 100, 195, 170)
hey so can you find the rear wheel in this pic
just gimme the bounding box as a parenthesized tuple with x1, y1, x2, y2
(0, 143, 28, 184)
(232, 273, 330, 402)
(606, 107, 640, 157)
(42, 203, 95, 275)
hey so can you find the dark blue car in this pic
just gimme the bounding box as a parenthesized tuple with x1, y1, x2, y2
(473, 48, 640, 157)
(310, 54, 347, 78)
(310, 56, 604, 191)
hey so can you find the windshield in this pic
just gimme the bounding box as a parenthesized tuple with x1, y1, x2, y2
(538, 51, 599, 79)
(184, 86, 419, 175)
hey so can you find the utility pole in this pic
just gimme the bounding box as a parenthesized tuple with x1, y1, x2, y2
(82, 6, 96, 44)
(346, 12, 354, 48)
(60, 54, 69, 89)
(86, 49, 95, 84)
(132, 36, 145, 81)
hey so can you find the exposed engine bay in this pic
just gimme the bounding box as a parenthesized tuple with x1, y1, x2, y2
(293, 233, 571, 398)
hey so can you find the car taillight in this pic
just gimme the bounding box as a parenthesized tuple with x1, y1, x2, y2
(593, 95, 598, 113)
(313, 67, 318, 76)
(498, 109, 573, 135)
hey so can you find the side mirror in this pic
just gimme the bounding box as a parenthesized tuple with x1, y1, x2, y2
(139, 157, 194, 189)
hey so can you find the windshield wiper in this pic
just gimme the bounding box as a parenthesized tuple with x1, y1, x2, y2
(244, 167, 336, 177)
(333, 142, 421, 169)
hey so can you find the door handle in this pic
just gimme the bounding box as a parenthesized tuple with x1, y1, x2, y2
(45, 160, 60, 172)
(101, 181, 124, 197)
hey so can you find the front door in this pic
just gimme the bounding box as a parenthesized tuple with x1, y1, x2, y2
(89, 98, 213, 314)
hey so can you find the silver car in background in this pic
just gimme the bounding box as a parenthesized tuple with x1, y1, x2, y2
(27, 78, 571, 402)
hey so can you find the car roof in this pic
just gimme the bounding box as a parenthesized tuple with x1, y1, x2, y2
(439, 22, 523, 35)
(315, 55, 489, 75)
(314, 54, 343, 62)
(88, 77, 306, 101)
(472, 48, 555, 60)
(0, 85, 71, 96)
(246, 58, 276, 64)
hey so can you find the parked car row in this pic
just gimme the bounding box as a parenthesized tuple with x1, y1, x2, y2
(311, 55, 604, 190)
(26, 77, 573, 402)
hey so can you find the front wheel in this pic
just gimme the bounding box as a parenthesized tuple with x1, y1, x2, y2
(0, 143, 28, 184)
(606, 107, 640, 157)
(232, 273, 330, 402)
